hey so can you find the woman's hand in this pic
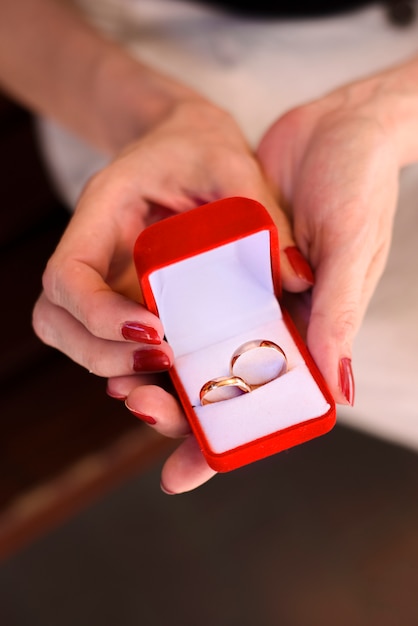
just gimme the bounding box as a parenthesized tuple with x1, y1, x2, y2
(33, 97, 313, 494)
(257, 62, 418, 406)
(33, 98, 311, 374)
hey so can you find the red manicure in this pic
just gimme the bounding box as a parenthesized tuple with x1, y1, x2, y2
(284, 246, 315, 285)
(133, 348, 171, 372)
(122, 322, 161, 344)
(339, 357, 355, 406)
(125, 404, 157, 425)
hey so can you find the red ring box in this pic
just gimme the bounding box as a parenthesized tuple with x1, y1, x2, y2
(134, 197, 336, 472)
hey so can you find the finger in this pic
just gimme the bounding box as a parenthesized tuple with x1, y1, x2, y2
(124, 380, 192, 438)
(301, 167, 396, 407)
(41, 255, 165, 344)
(108, 376, 216, 494)
(110, 374, 217, 492)
(160, 436, 217, 494)
(280, 290, 312, 341)
(207, 145, 315, 293)
(280, 244, 315, 292)
(106, 373, 160, 400)
(306, 246, 386, 406)
(33, 293, 173, 377)
(39, 169, 166, 344)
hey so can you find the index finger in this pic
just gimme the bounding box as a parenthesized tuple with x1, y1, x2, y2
(41, 178, 165, 343)
(42, 255, 165, 343)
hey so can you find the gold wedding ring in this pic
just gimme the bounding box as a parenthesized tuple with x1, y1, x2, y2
(199, 339, 287, 406)
(230, 339, 287, 388)
(199, 376, 252, 405)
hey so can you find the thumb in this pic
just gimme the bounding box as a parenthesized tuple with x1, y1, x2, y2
(306, 256, 358, 407)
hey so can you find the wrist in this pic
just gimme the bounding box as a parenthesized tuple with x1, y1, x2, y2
(91, 46, 205, 154)
(0, 0, 201, 155)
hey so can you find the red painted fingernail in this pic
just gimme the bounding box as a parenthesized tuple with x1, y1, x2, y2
(284, 246, 315, 285)
(339, 357, 355, 406)
(125, 403, 157, 425)
(122, 322, 161, 344)
(133, 349, 171, 372)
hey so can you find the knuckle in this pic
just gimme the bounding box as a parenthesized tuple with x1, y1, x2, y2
(81, 343, 125, 378)
(81, 350, 107, 377)
(214, 149, 261, 184)
(41, 256, 68, 305)
(81, 166, 112, 197)
(84, 358, 103, 377)
(31, 294, 56, 347)
(334, 307, 358, 339)
(311, 301, 359, 345)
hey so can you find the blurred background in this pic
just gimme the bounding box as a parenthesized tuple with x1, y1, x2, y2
(1, 91, 418, 626)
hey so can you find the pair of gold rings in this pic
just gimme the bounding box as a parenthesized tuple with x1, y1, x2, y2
(199, 339, 287, 405)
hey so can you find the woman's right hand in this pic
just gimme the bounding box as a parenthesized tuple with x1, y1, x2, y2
(33, 97, 313, 493)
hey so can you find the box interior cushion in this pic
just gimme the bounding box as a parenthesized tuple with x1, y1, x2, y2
(149, 229, 330, 453)
(149, 230, 275, 355)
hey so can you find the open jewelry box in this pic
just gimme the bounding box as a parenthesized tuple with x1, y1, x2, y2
(134, 197, 336, 472)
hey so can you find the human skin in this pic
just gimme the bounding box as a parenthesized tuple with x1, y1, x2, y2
(2, 0, 418, 493)
(258, 60, 418, 405)
(102, 63, 418, 494)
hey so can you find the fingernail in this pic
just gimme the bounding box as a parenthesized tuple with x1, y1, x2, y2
(106, 386, 126, 401)
(160, 481, 177, 495)
(284, 246, 315, 285)
(133, 348, 171, 372)
(122, 322, 161, 344)
(339, 357, 355, 406)
(125, 402, 157, 425)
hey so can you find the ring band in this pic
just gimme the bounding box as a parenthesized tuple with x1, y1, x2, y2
(199, 376, 252, 405)
(230, 339, 287, 388)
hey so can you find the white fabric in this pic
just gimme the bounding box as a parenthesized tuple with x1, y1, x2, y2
(36, 0, 418, 450)
(148, 232, 276, 356)
(192, 326, 330, 452)
(148, 230, 330, 451)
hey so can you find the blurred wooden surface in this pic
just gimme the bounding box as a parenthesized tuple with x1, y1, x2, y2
(0, 93, 172, 561)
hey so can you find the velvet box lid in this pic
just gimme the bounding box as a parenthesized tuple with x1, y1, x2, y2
(134, 197, 336, 472)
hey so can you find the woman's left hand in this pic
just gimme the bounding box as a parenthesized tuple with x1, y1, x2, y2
(257, 63, 418, 404)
